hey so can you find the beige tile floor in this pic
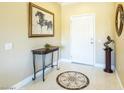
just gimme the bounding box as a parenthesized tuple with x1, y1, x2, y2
(21, 61, 121, 90)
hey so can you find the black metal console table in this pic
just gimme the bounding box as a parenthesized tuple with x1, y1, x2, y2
(32, 46, 59, 81)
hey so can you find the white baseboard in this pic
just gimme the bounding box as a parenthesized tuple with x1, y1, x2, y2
(10, 75, 34, 90)
(59, 58, 72, 63)
(10, 71, 42, 89)
(94, 63, 105, 68)
(115, 70, 124, 89)
(10, 65, 54, 90)
(61, 59, 104, 67)
(60, 58, 115, 69)
(94, 63, 115, 70)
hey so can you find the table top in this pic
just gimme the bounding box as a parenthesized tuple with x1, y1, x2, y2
(32, 46, 59, 54)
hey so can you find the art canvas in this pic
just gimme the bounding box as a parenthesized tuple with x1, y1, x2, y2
(29, 3, 54, 37)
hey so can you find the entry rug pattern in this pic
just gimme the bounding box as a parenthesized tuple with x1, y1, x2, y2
(56, 71, 89, 90)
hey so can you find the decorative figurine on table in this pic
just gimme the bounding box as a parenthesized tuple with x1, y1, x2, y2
(104, 36, 114, 73)
(44, 43, 51, 50)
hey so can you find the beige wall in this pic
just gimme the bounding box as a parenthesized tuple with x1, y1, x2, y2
(0, 2, 61, 88)
(1, 2, 124, 89)
(61, 3, 115, 66)
(115, 3, 124, 87)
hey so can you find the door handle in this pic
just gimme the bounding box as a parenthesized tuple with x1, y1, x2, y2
(90, 42, 94, 44)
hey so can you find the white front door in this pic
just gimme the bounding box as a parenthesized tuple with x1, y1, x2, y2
(70, 14, 95, 65)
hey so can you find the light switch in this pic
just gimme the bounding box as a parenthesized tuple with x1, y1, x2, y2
(4, 43, 13, 50)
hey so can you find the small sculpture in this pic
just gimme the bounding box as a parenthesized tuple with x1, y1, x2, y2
(104, 36, 114, 49)
(44, 43, 51, 50)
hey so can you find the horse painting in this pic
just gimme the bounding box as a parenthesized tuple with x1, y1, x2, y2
(35, 11, 53, 31)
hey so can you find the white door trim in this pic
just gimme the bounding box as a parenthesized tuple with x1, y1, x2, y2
(69, 14, 96, 66)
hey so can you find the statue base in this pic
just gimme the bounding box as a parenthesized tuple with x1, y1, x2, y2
(104, 69, 113, 73)
(104, 47, 113, 73)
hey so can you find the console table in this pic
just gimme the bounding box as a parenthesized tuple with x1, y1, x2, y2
(32, 46, 59, 81)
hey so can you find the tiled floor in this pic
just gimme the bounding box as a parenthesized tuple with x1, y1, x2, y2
(21, 61, 121, 90)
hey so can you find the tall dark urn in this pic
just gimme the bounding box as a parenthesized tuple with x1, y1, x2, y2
(104, 47, 113, 73)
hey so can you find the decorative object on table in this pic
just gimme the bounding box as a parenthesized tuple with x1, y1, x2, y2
(56, 71, 89, 90)
(104, 36, 114, 73)
(28, 2, 54, 37)
(44, 43, 51, 50)
(115, 4, 124, 37)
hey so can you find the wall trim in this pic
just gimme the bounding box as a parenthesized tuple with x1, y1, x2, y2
(115, 70, 124, 89)
(10, 65, 53, 89)
(94, 63, 115, 70)
(60, 58, 115, 69)
(10, 74, 34, 89)
(94, 63, 105, 68)
(10, 70, 41, 89)
(59, 58, 72, 63)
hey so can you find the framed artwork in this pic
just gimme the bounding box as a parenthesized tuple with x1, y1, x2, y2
(28, 2, 54, 37)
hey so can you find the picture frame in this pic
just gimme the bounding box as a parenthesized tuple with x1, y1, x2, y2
(115, 4, 123, 37)
(28, 2, 54, 37)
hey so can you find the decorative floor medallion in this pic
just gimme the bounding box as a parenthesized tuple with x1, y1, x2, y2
(56, 71, 89, 90)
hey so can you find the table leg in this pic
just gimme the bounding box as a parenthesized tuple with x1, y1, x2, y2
(32, 54, 36, 80)
(42, 54, 46, 82)
(51, 52, 54, 68)
(57, 50, 59, 70)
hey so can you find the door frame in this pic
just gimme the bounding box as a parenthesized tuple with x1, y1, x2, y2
(69, 14, 96, 66)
